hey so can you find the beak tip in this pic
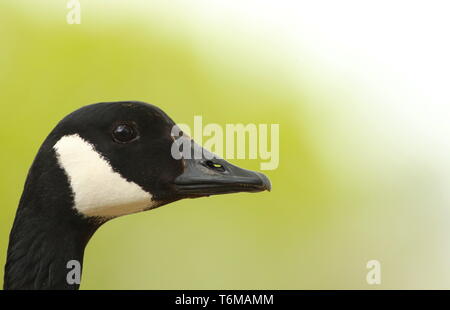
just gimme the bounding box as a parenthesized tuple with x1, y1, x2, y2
(256, 171, 272, 192)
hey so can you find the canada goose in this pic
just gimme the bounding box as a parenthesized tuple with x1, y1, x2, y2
(3, 101, 271, 290)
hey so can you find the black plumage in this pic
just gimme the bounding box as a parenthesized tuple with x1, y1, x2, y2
(4, 101, 270, 290)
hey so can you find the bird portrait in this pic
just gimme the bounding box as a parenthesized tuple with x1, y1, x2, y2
(4, 101, 271, 289)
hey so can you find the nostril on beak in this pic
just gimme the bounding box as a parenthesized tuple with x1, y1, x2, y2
(203, 160, 226, 173)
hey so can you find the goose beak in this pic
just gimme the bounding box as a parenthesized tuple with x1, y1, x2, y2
(173, 140, 271, 197)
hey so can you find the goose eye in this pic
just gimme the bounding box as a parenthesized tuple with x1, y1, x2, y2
(112, 123, 138, 143)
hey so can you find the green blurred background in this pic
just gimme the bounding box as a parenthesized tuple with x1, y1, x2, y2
(1, 0, 449, 289)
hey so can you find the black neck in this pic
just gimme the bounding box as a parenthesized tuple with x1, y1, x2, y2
(4, 144, 101, 290)
(4, 212, 98, 290)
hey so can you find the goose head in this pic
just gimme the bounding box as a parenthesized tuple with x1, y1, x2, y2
(52, 101, 270, 219)
(4, 101, 271, 289)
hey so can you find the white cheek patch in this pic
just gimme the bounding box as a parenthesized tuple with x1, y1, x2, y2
(53, 134, 155, 218)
